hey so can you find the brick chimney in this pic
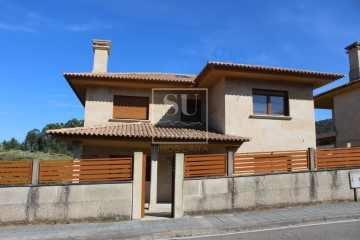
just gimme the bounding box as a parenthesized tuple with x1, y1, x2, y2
(92, 39, 111, 72)
(345, 41, 360, 81)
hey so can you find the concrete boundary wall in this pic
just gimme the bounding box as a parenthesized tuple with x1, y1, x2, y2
(0, 182, 132, 224)
(183, 168, 360, 214)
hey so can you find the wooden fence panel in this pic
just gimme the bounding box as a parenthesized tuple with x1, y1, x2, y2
(234, 150, 309, 175)
(315, 147, 360, 170)
(0, 160, 33, 184)
(39, 157, 133, 184)
(184, 154, 226, 177)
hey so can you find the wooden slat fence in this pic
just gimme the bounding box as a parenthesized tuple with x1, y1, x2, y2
(184, 154, 226, 177)
(315, 147, 360, 170)
(0, 160, 33, 184)
(234, 150, 309, 175)
(39, 157, 133, 184)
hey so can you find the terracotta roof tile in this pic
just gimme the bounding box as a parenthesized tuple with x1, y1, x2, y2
(63, 72, 196, 83)
(195, 61, 345, 84)
(47, 123, 249, 143)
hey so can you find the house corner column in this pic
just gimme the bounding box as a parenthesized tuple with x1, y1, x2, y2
(132, 151, 143, 220)
(174, 153, 184, 218)
(149, 145, 159, 210)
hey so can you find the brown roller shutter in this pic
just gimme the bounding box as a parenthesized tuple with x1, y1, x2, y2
(113, 95, 149, 120)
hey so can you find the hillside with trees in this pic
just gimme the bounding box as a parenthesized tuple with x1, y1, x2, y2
(315, 119, 334, 134)
(2, 118, 83, 157)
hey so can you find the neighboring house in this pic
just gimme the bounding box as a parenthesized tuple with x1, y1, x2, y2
(0, 142, 3, 152)
(315, 42, 360, 148)
(48, 39, 343, 204)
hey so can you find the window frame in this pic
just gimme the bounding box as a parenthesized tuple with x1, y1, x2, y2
(113, 95, 150, 120)
(252, 89, 289, 116)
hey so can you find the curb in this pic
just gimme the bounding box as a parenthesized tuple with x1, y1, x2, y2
(126, 214, 360, 240)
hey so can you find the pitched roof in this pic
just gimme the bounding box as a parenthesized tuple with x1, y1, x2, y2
(314, 79, 360, 109)
(195, 61, 345, 84)
(63, 72, 196, 84)
(47, 123, 250, 143)
(315, 79, 360, 98)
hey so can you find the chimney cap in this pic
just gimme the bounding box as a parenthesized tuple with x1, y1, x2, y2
(345, 41, 360, 51)
(92, 39, 111, 55)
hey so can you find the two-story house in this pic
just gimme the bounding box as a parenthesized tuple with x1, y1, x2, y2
(48, 39, 343, 207)
(315, 41, 360, 148)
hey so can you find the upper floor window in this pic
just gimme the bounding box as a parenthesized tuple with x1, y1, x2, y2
(253, 89, 289, 116)
(113, 95, 149, 120)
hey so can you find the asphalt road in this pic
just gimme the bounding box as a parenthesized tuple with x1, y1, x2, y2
(175, 220, 360, 240)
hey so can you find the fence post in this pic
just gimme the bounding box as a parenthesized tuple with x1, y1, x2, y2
(226, 147, 235, 176)
(132, 151, 143, 220)
(174, 153, 184, 218)
(308, 148, 315, 171)
(31, 159, 40, 185)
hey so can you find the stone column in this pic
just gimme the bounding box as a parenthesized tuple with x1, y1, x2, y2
(132, 151, 143, 220)
(72, 141, 82, 183)
(149, 145, 159, 210)
(174, 153, 184, 218)
(308, 148, 315, 171)
(31, 159, 40, 185)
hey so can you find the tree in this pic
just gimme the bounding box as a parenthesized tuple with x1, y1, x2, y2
(4, 118, 84, 154)
(24, 129, 41, 152)
(3, 138, 21, 150)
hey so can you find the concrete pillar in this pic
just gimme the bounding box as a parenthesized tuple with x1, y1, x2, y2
(174, 153, 184, 218)
(308, 148, 315, 171)
(72, 141, 82, 183)
(226, 147, 235, 176)
(149, 145, 158, 210)
(132, 151, 143, 220)
(31, 159, 40, 185)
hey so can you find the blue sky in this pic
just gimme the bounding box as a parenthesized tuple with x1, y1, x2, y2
(0, 0, 359, 142)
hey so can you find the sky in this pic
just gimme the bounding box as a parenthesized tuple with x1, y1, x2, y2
(0, 0, 359, 142)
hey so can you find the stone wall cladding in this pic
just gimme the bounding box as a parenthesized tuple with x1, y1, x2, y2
(0, 183, 132, 224)
(224, 78, 316, 152)
(334, 90, 360, 147)
(183, 168, 357, 214)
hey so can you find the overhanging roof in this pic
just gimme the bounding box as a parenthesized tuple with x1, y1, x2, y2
(195, 61, 345, 88)
(314, 79, 360, 109)
(64, 62, 345, 106)
(47, 123, 250, 144)
(64, 72, 196, 106)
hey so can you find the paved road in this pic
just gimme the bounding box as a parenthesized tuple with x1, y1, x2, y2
(176, 220, 360, 240)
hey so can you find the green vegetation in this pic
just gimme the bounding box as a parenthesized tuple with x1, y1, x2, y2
(315, 119, 334, 134)
(1, 118, 83, 160)
(0, 150, 72, 161)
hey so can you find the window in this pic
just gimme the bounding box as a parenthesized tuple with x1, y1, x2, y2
(113, 95, 149, 120)
(253, 89, 289, 116)
(181, 99, 202, 123)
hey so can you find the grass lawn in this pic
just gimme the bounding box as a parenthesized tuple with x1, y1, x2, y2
(0, 150, 72, 161)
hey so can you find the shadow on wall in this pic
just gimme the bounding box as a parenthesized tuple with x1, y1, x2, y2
(225, 78, 314, 101)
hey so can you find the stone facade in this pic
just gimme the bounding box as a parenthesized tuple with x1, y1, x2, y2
(224, 78, 316, 152)
(333, 89, 360, 147)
